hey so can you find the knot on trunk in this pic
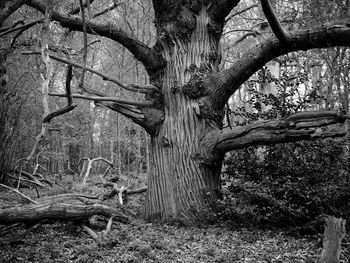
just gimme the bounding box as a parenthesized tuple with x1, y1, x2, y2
(183, 70, 209, 99)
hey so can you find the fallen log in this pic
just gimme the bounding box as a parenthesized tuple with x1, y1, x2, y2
(36, 193, 100, 204)
(0, 202, 129, 225)
(318, 216, 346, 263)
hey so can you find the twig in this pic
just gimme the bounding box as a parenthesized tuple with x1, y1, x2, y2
(118, 185, 127, 205)
(233, 32, 260, 45)
(6, 173, 44, 188)
(101, 185, 147, 201)
(0, 19, 43, 38)
(81, 157, 114, 184)
(0, 223, 23, 234)
(79, 39, 101, 52)
(82, 224, 101, 244)
(92, 2, 125, 18)
(0, 184, 38, 204)
(225, 4, 258, 23)
(68, 0, 96, 15)
(66, 64, 73, 105)
(11, 19, 44, 47)
(105, 217, 113, 234)
(0, 19, 24, 33)
(22, 51, 158, 93)
(49, 93, 153, 107)
(86, 0, 91, 17)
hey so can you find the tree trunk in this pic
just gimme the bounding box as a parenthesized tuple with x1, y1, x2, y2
(318, 216, 346, 263)
(144, 6, 223, 224)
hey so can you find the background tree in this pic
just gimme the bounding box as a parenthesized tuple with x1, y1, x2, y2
(1, 0, 350, 225)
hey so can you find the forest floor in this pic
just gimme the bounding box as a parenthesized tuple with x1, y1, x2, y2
(0, 175, 349, 263)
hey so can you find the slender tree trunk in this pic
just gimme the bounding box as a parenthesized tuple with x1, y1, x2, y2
(0, 49, 12, 182)
(116, 113, 121, 175)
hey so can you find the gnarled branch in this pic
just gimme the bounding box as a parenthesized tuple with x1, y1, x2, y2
(43, 65, 77, 123)
(96, 101, 164, 135)
(213, 110, 347, 154)
(51, 92, 164, 135)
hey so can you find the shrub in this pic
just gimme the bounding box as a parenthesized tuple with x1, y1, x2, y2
(223, 139, 350, 229)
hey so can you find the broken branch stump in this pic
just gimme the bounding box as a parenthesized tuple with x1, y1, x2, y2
(318, 216, 346, 263)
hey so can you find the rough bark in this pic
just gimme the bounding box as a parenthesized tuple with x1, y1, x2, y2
(213, 110, 347, 154)
(144, 4, 225, 224)
(0, 193, 129, 225)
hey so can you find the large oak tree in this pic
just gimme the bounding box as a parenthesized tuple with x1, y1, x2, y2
(1, 0, 350, 225)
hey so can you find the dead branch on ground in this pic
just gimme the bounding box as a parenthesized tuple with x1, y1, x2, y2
(101, 185, 147, 203)
(0, 202, 128, 224)
(0, 184, 38, 204)
(0, 192, 129, 227)
(78, 157, 113, 184)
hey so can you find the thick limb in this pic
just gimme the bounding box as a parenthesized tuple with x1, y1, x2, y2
(26, 0, 165, 74)
(260, 0, 290, 43)
(211, 110, 347, 155)
(205, 22, 350, 110)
